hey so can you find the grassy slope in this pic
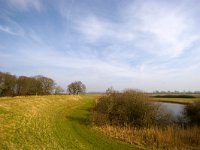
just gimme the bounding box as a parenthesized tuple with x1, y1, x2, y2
(0, 95, 136, 150)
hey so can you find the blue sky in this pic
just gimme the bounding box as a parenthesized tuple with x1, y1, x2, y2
(0, 0, 200, 92)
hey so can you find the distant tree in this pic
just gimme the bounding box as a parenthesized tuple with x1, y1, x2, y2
(35, 76, 55, 95)
(106, 86, 115, 94)
(16, 76, 39, 95)
(67, 81, 86, 95)
(0, 72, 4, 96)
(0, 72, 57, 96)
(16, 76, 30, 95)
(54, 86, 64, 94)
(0, 72, 16, 96)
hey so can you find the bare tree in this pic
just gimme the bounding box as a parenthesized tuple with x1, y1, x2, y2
(35, 75, 55, 95)
(0, 71, 59, 96)
(0, 72, 16, 96)
(16, 76, 39, 95)
(54, 86, 64, 94)
(106, 86, 115, 94)
(67, 81, 86, 95)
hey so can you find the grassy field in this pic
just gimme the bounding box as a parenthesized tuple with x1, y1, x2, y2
(150, 97, 198, 104)
(0, 95, 137, 150)
(150, 94, 200, 104)
(151, 97, 200, 104)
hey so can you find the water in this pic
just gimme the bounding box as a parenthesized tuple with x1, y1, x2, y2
(155, 102, 186, 119)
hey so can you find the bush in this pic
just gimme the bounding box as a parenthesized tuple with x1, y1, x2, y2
(184, 101, 200, 125)
(93, 90, 172, 127)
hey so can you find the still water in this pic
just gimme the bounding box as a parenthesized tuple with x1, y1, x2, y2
(157, 102, 186, 118)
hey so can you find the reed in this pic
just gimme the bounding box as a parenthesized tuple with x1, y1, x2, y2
(95, 125, 200, 150)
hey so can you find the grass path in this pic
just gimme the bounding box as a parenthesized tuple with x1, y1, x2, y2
(0, 95, 137, 150)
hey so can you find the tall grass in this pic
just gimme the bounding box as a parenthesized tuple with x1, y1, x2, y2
(95, 125, 200, 150)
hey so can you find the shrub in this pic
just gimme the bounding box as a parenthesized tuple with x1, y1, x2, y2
(184, 101, 200, 125)
(93, 89, 172, 127)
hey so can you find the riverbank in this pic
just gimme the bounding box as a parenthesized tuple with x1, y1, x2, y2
(149, 94, 200, 104)
(150, 97, 200, 104)
(93, 92, 200, 150)
(96, 125, 200, 150)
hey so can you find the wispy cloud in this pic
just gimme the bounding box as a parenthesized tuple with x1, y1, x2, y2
(126, 0, 200, 57)
(7, 0, 43, 11)
(1, 0, 200, 92)
(0, 15, 25, 36)
(76, 15, 135, 43)
(77, 16, 108, 42)
(0, 25, 16, 35)
(76, 0, 200, 58)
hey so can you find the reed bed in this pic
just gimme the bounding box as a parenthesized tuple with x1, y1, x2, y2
(95, 125, 200, 150)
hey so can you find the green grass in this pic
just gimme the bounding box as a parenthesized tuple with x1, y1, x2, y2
(150, 94, 200, 104)
(0, 95, 137, 150)
(150, 97, 200, 104)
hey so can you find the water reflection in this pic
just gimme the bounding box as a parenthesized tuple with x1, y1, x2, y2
(155, 102, 185, 119)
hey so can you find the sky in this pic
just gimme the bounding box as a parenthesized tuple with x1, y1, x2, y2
(0, 0, 200, 92)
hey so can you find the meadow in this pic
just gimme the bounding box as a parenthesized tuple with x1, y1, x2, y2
(1, 94, 200, 150)
(151, 95, 200, 104)
(0, 95, 137, 150)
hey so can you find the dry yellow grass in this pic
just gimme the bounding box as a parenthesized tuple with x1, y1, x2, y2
(95, 125, 200, 150)
(0, 95, 137, 150)
(0, 95, 77, 149)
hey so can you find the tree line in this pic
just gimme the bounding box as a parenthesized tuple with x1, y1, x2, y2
(153, 90, 200, 94)
(0, 72, 55, 96)
(0, 72, 86, 96)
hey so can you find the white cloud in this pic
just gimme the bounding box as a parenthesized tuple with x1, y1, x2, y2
(76, 15, 136, 43)
(127, 0, 200, 57)
(7, 47, 200, 92)
(76, 0, 200, 58)
(7, 0, 43, 11)
(68, 0, 200, 91)
(1, 0, 200, 92)
(76, 16, 108, 42)
(58, 0, 75, 20)
(0, 26, 16, 35)
(0, 16, 25, 36)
